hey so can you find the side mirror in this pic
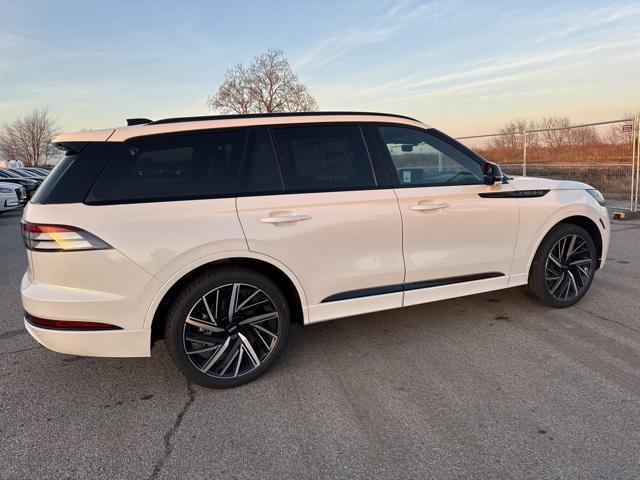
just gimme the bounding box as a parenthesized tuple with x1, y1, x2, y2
(483, 162, 503, 185)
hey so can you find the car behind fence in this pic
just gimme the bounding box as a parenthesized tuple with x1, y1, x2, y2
(457, 116, 640, 211)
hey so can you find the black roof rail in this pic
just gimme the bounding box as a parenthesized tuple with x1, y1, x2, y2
(127, 118, 153, 126)
(148, 111, 420, 126)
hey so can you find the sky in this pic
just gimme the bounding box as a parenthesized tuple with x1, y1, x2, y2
(0, 0, 638, 136)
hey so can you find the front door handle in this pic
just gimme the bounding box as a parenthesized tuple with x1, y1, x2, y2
(259, 213, 312, 224)
(410, 202, 449, 211)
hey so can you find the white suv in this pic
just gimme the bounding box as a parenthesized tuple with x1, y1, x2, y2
(21, 112, 610, 388)
(0, 181, 25, 214)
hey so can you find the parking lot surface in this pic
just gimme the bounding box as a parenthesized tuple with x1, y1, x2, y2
(1, 207, 639, 480)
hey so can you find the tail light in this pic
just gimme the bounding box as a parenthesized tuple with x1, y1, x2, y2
(21, 221, 112, 251)
(25, 312, 120, 330)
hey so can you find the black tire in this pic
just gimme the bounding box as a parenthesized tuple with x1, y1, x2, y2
(164, 266, 290, 388)
(525, 223, 597, 308)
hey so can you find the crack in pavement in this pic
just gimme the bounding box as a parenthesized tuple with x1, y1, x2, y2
(148, 381, 196, 480)
(0, 329, 26, 341)
(0, 346, 41, 356)
(575, 305, 640, 335)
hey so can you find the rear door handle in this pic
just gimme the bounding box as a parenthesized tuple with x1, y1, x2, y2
(410, 202, 449, 211)
(259, 213, 312, 224)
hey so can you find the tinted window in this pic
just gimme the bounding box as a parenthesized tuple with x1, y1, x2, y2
(271, 125, 375, 191)
(88, 130, 246, 203)
(243, 129, 284, 193)
(378, 126, 483, 186)
(31, 142, 119, 204)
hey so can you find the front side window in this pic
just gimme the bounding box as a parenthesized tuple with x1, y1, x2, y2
(271, 125, 375, 192)
(378, 126, 483, 186)
(87, 130, 246, 203)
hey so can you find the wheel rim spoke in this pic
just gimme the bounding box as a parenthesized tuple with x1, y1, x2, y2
(548, 254, 562, 268)
(549, 273, 565, 294)
(218, 339, 241, 375)
(202, 295, 216, 325)
(200, 337, 230, 373)
(186, 317, 225, 332)
(187, 345, 221, 355)
(570, 258, 591, 266)
(238, 311, 278, 326)
(239, 332, 261, 367)
(182, 282, 281, 379)
(235, 289, 260, 311)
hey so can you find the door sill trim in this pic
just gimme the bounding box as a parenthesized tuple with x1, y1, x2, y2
(321, 272, 505, 303)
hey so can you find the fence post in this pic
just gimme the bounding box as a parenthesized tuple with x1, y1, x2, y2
(522, 130, 527, 176)
(631, 116, 636, 212)
(631, 113, 640, 212)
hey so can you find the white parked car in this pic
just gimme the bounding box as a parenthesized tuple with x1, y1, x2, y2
(21, 112, 610, 388)
(0, 182, 25, 214)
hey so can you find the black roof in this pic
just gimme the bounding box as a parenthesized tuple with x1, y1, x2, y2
(146, 111, 420, 126)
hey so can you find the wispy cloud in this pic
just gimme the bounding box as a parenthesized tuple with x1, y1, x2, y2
(295, 0, 442, 71)
(315, 35, 640, 107)
(534, 2, 640, 43)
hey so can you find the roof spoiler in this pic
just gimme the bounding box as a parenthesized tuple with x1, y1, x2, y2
(126, 118, 152, 126)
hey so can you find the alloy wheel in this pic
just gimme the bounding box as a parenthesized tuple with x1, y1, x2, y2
(544, 234, 593, 301)
(182, 283, 280, 379)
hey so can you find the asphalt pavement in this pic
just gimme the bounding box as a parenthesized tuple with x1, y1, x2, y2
(1, 207, 639, 480)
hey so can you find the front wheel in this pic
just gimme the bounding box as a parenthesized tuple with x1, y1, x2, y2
(164, 266, 290, 388)
(526, 223, 597, 308)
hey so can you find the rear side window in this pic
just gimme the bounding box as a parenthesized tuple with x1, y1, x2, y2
(271, 125, 375, 192)
(87, 130, 246, 204)
(241, 129, 284, 194)
(31, 142, 119, 205)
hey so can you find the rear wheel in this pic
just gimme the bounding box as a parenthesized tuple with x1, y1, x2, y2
(164, 266, 290, 388)
(526, 223, 597, 308)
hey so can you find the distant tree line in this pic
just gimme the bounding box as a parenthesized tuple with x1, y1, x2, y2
(489, 115, 636, 150)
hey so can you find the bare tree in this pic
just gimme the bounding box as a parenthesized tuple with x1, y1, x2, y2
(568, 126, 600, 146)
(208, 49, 318, 114)
(491, 119, 538, 149)
(538, 116, 572, 147)
(0, 108, 59, 166)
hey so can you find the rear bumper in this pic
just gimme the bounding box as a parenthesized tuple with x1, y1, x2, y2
(25, 319, 150, 357)
(21, 269, 158, 357)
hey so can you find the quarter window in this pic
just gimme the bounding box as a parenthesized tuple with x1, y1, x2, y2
(271, 125, 375, 192)
(378, 126, 483, 186)
(87, 130, 246, 203)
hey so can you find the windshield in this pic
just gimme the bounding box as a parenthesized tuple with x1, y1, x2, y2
(7, 169, 33, 178)
(0, 169, 21, 178)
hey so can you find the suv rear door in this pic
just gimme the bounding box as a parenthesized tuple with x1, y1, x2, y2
(236, 124, 404, 323)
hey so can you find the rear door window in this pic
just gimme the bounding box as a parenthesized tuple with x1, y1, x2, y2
(87, 130, 246, 204)
(271, 124, 375, 192)
(240, 129, 284, 194)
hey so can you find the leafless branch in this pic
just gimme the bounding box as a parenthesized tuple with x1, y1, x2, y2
(0, 108, 59, 167)
(208, 49, 317, 114)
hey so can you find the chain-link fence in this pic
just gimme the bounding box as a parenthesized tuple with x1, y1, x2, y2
(456, 116, 640, 211)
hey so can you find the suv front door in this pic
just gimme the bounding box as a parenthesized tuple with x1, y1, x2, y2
(236, 125, 404, 323)
(373, 125, 519, 307)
